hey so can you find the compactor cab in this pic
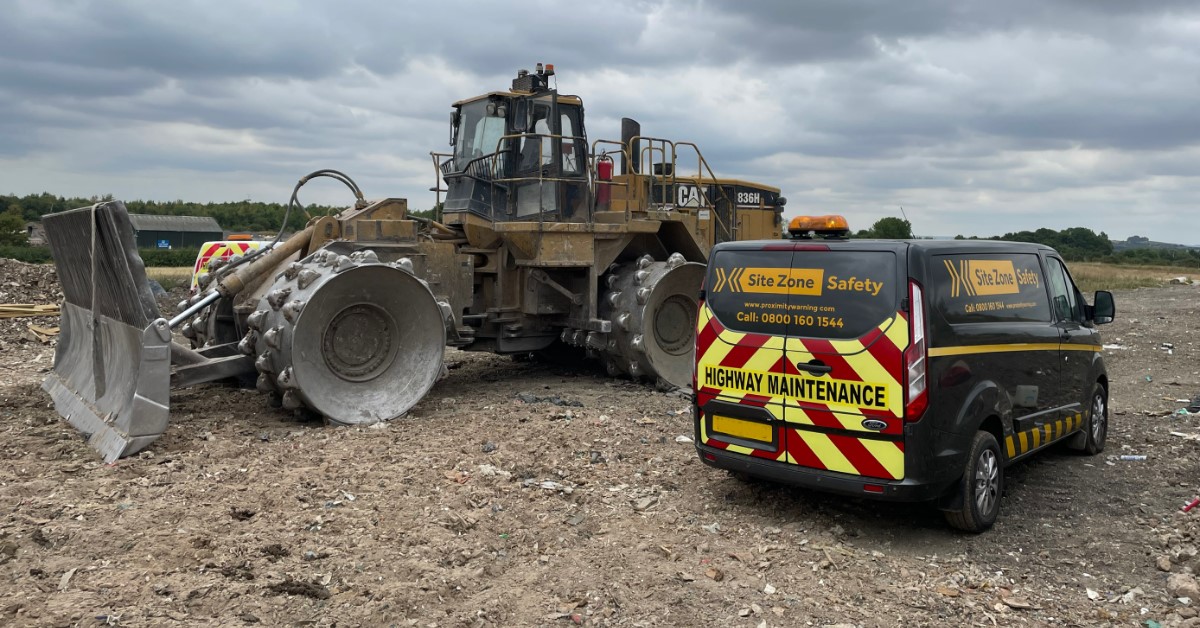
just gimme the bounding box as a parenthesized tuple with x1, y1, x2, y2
(443, 64, 590, 221)
(41, 63, 791, 461)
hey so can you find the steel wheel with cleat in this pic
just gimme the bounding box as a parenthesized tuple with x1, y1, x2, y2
(599, 253, 704, 389)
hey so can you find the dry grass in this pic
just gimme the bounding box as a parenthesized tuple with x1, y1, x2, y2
(145, 266, 194, 291)
(1069, 262, 1197, 292)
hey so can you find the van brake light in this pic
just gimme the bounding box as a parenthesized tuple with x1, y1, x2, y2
(904, 280, 928, 422)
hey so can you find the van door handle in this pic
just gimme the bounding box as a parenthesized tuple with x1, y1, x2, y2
(795, 361, 833, 375)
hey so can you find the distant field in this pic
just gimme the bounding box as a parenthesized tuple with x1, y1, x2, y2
(1070, 262, 1196, 292)
(145, 266, 193, 291)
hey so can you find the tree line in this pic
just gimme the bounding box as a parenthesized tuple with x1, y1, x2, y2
(0, 192, 343, 239)
(854, 217, 1198, 267)
(2, 193, 1196, 268)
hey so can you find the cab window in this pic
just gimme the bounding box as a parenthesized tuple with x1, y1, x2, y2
(935, 253, 1050, 324)
(1045, 257, 1082, 323)
(705, 249, 897, 340)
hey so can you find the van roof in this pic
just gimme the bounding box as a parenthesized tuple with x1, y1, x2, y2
(713, 238, 1057, 255)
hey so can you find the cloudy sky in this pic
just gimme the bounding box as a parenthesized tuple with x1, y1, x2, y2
(2, 0, 1197, 242)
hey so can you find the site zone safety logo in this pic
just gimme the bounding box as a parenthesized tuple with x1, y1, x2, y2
(943, 259, 1040, 298)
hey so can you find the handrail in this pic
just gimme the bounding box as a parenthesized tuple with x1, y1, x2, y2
(437, 128, 742, 241)
(429, 151, 450, 214)
(628, 135, 737, 241)
(589, 139, 633, 221)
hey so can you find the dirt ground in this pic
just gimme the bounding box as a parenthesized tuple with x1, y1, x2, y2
(1, 260, 1199, 627)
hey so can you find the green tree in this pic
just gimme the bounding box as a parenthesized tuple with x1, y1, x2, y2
(870, 217, 914, 239)
(0, 207, 28, 245)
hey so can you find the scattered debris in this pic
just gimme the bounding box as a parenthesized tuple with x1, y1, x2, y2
(58, 567, 77, 592)
(0, 304, 60, 320)
(229, 507, 256, 521)
(268, 577, 331, 600)
(515, 392, 583, 407)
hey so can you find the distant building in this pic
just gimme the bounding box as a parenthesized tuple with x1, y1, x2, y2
(128, 214, 223, 249)
(25, 221, 47, 246)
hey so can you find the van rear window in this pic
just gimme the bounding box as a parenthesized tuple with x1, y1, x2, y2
(933, 253, 1050, 324)
(705, 249, 897, 339)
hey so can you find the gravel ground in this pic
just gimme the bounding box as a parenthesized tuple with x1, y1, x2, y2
(0, 259, 1198, 627)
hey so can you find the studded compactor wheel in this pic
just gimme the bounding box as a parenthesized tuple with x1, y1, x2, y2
(599, 253, 705, 389)
(242, 249, 450, 425)
(180, 254, 244, 350)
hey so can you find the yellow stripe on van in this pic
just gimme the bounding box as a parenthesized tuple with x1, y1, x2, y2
(928, 343, 1101, 357)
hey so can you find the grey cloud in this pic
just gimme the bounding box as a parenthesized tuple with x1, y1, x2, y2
(2, 0, 1199, 242)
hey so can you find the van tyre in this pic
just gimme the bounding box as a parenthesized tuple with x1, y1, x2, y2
(1083, 385, 1107, 455)
(945, 431, 1004, 533)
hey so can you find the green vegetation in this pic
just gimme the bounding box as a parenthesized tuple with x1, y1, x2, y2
(139, 248, 202, 267)
(0, 207, 26, 245)
(854, 217, 913, 239)
(0, 245, 197, 267)
(0, 244, 50, 263)
(0, 192, 344, 233)
(854, 217, 1199, 268)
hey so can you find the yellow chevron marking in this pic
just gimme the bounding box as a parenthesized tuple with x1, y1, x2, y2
(1031, 427, 1042, 448)
(860, 438, 905, 480)
(829, 338, 903, 416)
(1005, 435, 1016, 458)
(1018, 431, 1029, 454)
(795, 431, 858, 475)
(1043, 423, 1053, 443)
(882, 314, 910, 351)
(944, 260, 962, 297)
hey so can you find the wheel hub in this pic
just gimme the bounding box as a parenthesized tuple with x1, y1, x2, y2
(322, 303, 396, 381)
(653, 294, 697, 355)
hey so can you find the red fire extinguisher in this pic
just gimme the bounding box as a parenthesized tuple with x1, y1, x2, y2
(596, 156, 613, 209)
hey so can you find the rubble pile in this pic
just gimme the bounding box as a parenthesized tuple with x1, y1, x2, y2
(0, 258, 61, 305)
(0, 258, 61, 349)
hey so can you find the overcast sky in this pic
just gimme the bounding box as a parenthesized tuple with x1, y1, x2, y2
(2, 0, 1198, 242)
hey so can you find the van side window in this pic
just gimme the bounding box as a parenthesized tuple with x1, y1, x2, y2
(1045, 257, 1082, 323)
(934, 253, 1050, 324)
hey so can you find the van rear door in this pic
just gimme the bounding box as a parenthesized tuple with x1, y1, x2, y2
(778, 246, 908, 480)
(696, 247, 794, 463)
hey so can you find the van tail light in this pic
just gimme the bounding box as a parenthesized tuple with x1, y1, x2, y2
(904, 280, 928, 422)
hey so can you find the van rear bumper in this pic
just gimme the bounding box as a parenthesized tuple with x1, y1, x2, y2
(697, 444, 955, 502)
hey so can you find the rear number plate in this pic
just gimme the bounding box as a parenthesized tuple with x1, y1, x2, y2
(712, 415, 773, 443)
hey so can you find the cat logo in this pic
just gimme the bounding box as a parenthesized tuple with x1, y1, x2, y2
(677, 184, 705, 207)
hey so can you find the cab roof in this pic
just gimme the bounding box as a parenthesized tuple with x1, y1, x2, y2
(453, 91, 584, 107)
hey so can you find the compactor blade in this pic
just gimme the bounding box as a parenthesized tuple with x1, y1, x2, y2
(41, 202, 172, 462)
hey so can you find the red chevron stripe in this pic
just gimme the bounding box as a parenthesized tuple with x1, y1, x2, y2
(719, 333, 769, 368)
(696, 313, 720, 359)
(828, 433, 894, 479)
(783, 429, 827, 471)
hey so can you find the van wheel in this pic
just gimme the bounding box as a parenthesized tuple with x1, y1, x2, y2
(1083, 386, 1107, 455)
(944, 431, 1003, 533)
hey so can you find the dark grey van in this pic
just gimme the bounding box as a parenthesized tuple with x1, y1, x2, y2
(692, 229, 1115, 531)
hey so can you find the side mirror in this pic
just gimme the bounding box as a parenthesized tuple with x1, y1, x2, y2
(449, 111, 460, 147)
(1092, 290, 1115, 324)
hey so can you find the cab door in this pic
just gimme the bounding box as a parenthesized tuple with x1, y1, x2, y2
(1045, 256, 1096, 422)
(777, 247, 908, 481)
(695, 247, 794, 463)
